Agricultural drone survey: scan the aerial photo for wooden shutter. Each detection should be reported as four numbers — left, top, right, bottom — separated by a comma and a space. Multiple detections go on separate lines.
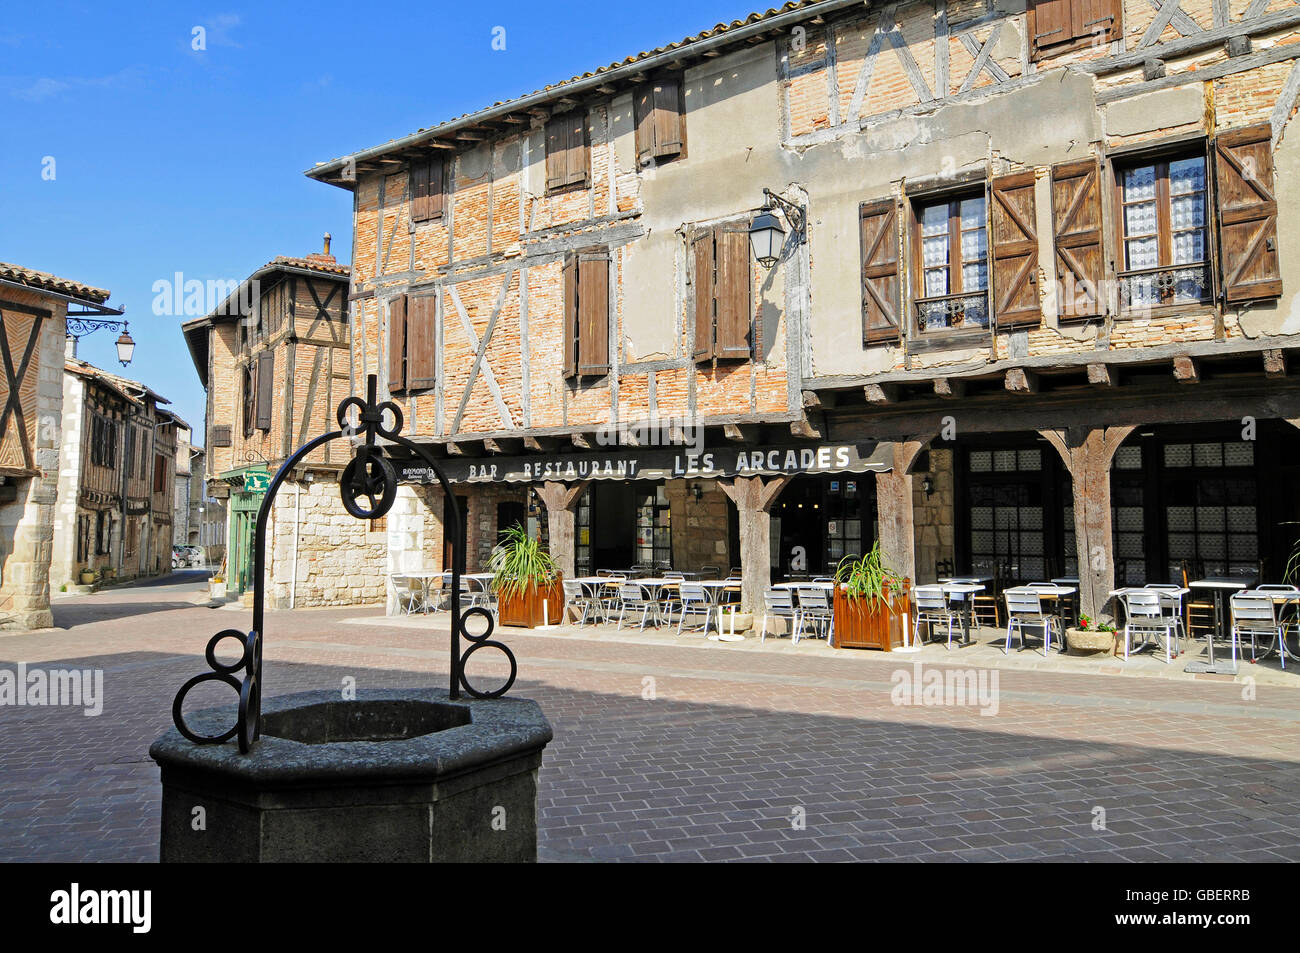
255, 351, 274, 431
407, 294, 437, 390
634, 86, 656, 165
1051, 159, 1105, 319
546, 116, 568, 192
1215, 123, 1281, 302
860, 199, 902, 344
991, 172, 1041, 328
577, 248, 610, 376
1031, 0, 1076, 55
653, 80, 684, 159
1077, 0, 1120, 43
211, 425, 232, 448
565, 111, 588, 187
714, 228, 752, 360
388, 294, 407, 394
692, 232, 715, 362
562, 254, 578, 378
410, 157, 444, 223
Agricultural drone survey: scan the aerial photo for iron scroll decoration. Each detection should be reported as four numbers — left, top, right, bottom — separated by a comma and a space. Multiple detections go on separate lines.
171, 375, 518, 753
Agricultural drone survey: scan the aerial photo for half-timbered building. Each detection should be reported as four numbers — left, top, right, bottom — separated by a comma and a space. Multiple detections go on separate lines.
306, 0, 1300, 620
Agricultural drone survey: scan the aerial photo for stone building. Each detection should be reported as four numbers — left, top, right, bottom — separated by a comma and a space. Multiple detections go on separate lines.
173, 425, 204, 548
181, 241, 380, 607
0, 263, 119, 629
305, 0, 1300, 620
52, 356, 182, 588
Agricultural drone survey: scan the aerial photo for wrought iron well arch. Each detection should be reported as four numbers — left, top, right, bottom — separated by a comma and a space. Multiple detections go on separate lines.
171, 375, 517, 753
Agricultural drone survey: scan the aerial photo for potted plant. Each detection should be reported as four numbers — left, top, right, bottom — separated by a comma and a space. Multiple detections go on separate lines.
78, 567, 96, 586
1067, 614, 1120, 655
488, 524, 563, 628
830, 542, 911, 650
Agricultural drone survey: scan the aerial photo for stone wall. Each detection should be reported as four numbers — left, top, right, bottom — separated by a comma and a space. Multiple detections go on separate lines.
667, 478, 733, 574
912, 448, 956, 585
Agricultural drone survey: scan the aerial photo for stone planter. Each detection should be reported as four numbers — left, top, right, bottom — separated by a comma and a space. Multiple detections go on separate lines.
209, 581, 226, 600
716, 610, 753, 634
1066, 626, 1118, 656
150, 688, 552, 863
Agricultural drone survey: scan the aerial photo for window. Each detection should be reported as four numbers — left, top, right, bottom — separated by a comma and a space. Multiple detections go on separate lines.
96, 511, 112, 556
563, 248, 610, 379
634, 78, 686, 166
634, 485, 671, 567
545, 111, 589, 193
255, 351, 274, 431
154, 455, 166, 494
410, 156, 446, 223
691, 226, 752, 363
913, 193, 990, 333
1115, 153, 1211, 310
387, 293, 435, 395
242, 365, 255, 437
1030, 0, 1122, 60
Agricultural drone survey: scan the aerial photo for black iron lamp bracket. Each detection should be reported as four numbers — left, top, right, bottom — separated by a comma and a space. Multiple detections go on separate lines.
762, 188, 807, 243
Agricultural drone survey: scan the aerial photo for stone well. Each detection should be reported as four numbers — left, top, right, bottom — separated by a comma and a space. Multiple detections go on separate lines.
150, 687, 552, 863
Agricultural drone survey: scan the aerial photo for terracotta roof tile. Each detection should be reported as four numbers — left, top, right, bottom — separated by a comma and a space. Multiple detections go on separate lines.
0, 261, 111, 303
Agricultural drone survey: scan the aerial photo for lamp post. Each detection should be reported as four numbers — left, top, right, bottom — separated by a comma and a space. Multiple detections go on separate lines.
748, 188, 807, 268
65, 316, 136, 367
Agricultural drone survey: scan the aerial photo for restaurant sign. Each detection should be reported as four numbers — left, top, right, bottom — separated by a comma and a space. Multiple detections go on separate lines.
397, 443, 891, 485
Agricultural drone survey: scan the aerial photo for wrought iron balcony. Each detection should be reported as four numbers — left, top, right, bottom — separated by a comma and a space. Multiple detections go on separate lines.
914, 290, 990, 333
1118, 262, 1211, 309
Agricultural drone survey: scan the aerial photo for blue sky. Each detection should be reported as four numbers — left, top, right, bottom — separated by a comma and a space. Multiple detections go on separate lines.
0, 0, 760, 440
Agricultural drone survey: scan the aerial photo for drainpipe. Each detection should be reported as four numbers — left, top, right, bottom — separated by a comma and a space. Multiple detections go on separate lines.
291, 480, 301, 609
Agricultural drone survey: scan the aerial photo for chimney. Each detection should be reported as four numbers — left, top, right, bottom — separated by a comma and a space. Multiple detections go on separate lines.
307, 232, 336, 264
65, 333, 78, 360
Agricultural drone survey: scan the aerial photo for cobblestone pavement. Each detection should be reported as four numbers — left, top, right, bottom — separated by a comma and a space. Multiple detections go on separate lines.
2, 573, 1298, 862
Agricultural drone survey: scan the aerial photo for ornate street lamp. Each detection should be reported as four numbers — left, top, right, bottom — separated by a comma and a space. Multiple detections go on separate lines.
748, 188, 807, 268
66, 314, 135, 367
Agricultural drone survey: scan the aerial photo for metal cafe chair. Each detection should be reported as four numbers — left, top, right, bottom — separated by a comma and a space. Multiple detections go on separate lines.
914, 585, 960, 650
795, 586, 834, 643
562, 578, 601, 627
390, 574, 426, 616
934, 558, 955, 580
699, 565, 721, 580
1231, 591, 1285, 668
676, 583, 714, 636
1256, 584, 1300, 645
616, 583, 660, 631
1003, 588, 1060, 656
760, 588, 802, 644
1120, 589, 1179, 663
1180, 560, 1217, 640
1145, 583, 1188, 646
969, 560, 1001, 629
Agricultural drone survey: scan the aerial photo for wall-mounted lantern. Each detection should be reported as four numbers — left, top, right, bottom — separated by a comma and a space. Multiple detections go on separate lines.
748, 188, 806, 268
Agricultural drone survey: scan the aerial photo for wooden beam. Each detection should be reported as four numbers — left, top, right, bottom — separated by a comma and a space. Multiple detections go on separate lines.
1173, 356, 1200, 383
934, 377, 966, 399
1264, 349, 1287, 378
571, 432, 592, 450
1004, 368, 1039, 394
864, 383, 900, 404
801, 389, 826, 410
790, 412, 823, 440
1087, 363, 1117, 386
445, 442, 465, 456
523, 435, 558, 452
723, 422, 759, 443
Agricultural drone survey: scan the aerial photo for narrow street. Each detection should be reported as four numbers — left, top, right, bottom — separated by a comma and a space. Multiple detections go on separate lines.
1, 576, 1297, 863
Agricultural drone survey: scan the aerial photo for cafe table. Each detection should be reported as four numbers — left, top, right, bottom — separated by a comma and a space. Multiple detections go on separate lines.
1185, 577, 1255, 674
923, 582, 984, 646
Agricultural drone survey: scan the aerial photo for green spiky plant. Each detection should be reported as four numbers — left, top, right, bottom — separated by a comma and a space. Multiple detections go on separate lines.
834, 541, 902, 605
488, 523, 558, 599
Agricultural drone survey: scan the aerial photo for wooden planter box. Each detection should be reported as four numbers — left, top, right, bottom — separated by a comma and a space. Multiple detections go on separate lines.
831, 580, 912, 651
496, 576, 564, 629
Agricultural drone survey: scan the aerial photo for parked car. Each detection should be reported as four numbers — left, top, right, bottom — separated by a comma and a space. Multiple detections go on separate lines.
172, 546, 203, 569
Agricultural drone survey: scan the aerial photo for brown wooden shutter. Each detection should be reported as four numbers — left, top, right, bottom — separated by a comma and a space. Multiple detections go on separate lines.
407, 294, 437, 390
410, 157, 444, 223
1077, 0, 1120, 43
1031, 0, 1075, 55
652, 79, 684, 159
634, 86, 656, 165
562, 254, 578, 379
692, 232, 715, 362
1051, 159, 1105, 319
546, 116, 568, 192
255, 351, 274, 431
991, 172, 1041, 328
427, 155, 445, 220
860, 199, 902, 344
565, 111, 589, 187
388, 294, 407, 394
714, 228, 752, 360
211, 425, 232, 448
577, 248, 610, 376
1215, 123, 1282, 302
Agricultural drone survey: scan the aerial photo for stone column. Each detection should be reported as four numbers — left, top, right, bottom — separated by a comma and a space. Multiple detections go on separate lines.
1041, 425, 1136, 622
874, 438, 930, 584
534, 481, 588, 580
718, 475, 790, 613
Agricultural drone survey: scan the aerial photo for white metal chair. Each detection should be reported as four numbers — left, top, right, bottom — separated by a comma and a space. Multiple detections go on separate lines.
617, 583, 659, 631
760, 588, 801, 644
1144, 583, 1187, 647
676, 583, 713, 636
795, 587, 833, 643
1256, 585, 1299, 652
1231, 591, 1285, 668
390, 575, 426, 616
1120, 589, 1178, 662
563, 579, 600, 626
914, 585, 960, 650
1004, 588, 1060, 656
